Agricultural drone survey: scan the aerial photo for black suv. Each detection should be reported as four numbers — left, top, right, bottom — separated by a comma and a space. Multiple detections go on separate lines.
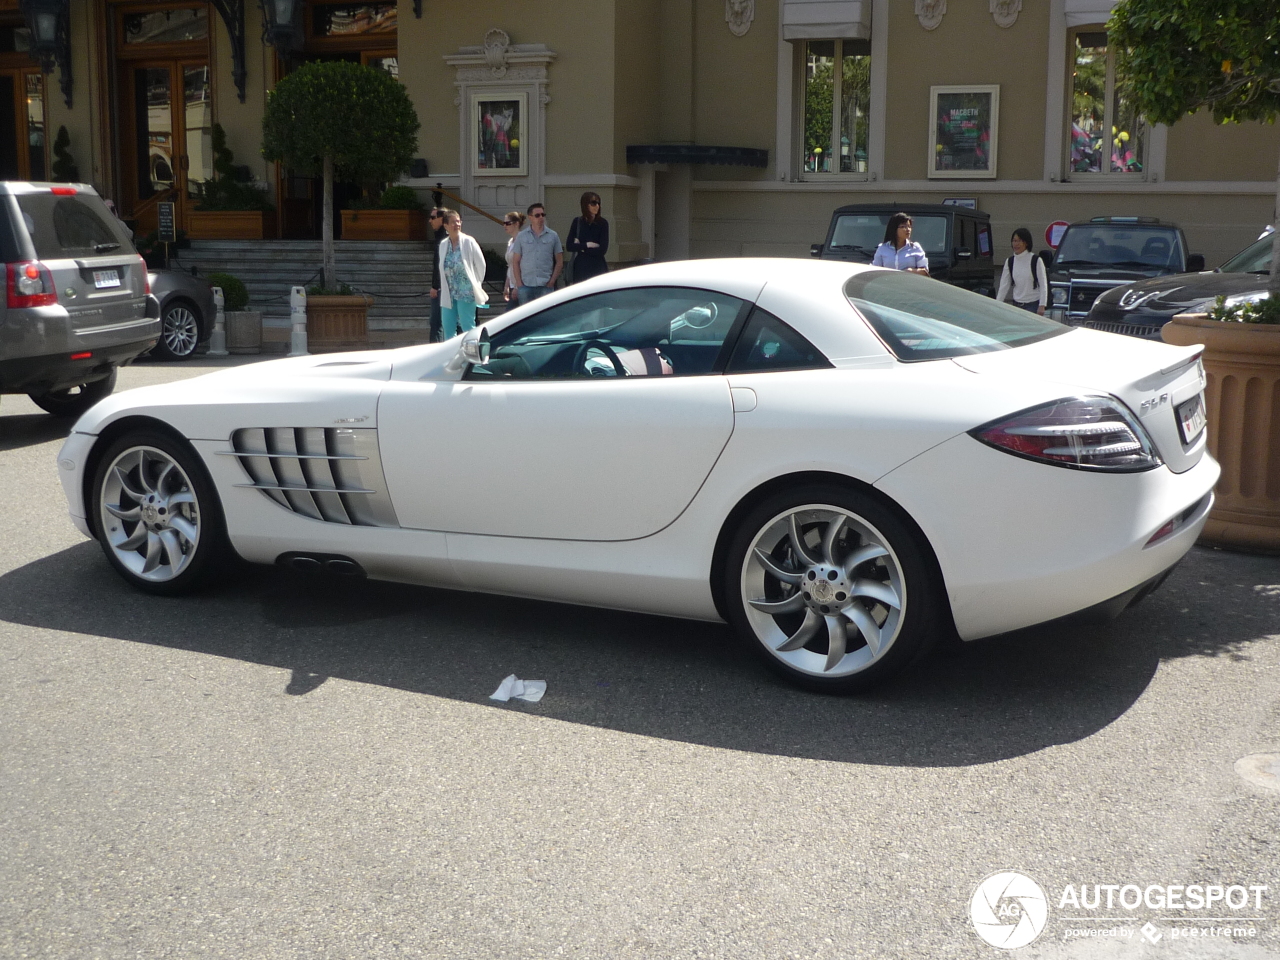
1047, 217, 1205, 324
811, 203, 996, 294
0, 182, 159, 416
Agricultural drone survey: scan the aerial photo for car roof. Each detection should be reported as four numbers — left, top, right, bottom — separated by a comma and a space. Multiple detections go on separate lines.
0, 181, 99, 196
1068, 217, 1179, 227
831, 202, 988, 219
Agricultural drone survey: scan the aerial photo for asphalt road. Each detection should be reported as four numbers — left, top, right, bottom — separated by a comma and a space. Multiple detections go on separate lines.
2, 356, 1278, 959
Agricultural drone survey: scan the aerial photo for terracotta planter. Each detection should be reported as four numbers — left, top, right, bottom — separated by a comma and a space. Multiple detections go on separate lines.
1162, 313, 1280, 552
225, 310, 262, 355
306, 295, 372, 353
187, 210, 265, 240
340, 209, 426, 241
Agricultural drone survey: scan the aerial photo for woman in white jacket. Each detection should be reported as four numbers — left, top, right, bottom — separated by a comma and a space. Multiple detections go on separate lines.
437, 208, 490, 338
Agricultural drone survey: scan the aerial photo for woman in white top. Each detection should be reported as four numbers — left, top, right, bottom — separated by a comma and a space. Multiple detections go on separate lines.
871, 212, 930, 274
437, 208, 490, 338
995, 227, 1049, 315
501, 210, 526, 305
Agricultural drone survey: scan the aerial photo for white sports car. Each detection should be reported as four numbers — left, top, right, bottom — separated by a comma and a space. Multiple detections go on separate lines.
56, 259, 1218, 692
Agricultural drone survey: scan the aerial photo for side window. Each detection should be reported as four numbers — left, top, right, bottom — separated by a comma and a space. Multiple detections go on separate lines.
468, 286, 747, 381
726, 306, 831, 374
976, 223, 992, 258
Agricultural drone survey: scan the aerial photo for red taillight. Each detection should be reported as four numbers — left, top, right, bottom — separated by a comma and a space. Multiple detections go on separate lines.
6, 261, 57, 308
70, 352, 92, 360
141, 257, 151, 295
49, 186, 77, 195
971, 396, 1163, 472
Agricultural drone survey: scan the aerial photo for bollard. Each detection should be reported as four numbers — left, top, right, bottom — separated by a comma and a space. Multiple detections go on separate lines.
289, 285, 308, 356
207, 286, 229, 357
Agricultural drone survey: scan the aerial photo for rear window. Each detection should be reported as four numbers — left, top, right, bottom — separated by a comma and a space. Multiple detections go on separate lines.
1055, 225, 1183, 270
831, 213, 948, 255
844, 270, 1068, 362
14, 192, 134, 260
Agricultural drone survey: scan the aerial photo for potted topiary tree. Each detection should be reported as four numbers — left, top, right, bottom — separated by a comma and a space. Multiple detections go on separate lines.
188, 125, 274, 240
207, 271, 261, 354
1110, 0, 1280, 551
341, 185, 427, 241
261, 61, 419, 348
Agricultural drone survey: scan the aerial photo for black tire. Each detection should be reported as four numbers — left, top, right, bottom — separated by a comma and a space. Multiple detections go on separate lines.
29, 368, 117, 418
724, 483, 940, 693
89, 429, 232, 596
152, 298, 203, 360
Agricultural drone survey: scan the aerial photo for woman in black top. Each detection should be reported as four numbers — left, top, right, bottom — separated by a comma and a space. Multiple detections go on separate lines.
567, 191, 609, 283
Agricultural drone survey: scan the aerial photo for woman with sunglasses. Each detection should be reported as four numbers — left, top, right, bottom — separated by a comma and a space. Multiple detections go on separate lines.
436, 208, 489, 338
501, 210, 527, 305
566, 191, 609, 283
871, 212, 930, 275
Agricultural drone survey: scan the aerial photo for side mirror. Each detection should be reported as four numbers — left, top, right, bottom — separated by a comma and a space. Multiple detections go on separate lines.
810, 243, 823, 258
1186, 254, 1205, 272
446, 327, 490, 372
955, 247, 973, 260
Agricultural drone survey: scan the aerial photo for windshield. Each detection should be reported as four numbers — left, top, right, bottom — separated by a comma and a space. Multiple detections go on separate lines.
1054, 224, 1183, 270
845, 270, 1069, 361
1219, 233, 1275, 274
830, 214, 948, 255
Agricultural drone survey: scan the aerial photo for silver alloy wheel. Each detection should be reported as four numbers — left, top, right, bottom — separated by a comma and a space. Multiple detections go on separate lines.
99, 445, 201, 582
740, 505, 906, 678
161, 304, 200, 357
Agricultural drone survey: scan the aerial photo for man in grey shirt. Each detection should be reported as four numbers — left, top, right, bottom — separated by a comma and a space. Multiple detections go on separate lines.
510, 202, 564, 305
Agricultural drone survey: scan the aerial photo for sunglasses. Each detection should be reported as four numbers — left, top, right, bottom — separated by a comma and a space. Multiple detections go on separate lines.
429, 213, 443, 219
504, 219, 519, 225
588, 200, 600, 206
531, 212, 546, 218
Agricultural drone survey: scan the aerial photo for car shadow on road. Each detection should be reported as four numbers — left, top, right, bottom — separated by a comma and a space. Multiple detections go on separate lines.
0, 542, 1274, 766
0, 412, 69, 451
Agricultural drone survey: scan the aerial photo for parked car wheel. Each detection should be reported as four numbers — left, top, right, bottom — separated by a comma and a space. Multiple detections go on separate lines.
91, 430, 230, 595
153, 299, 202, 360
28, 369, 117, 418
725, 484, 938, 693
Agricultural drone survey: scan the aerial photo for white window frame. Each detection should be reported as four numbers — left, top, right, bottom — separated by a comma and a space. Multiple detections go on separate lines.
794, 38, 873, 181
1064, 25, 1149, 181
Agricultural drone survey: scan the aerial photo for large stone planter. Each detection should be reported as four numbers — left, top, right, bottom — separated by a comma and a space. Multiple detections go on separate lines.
307, 295, 372, 353
186, 210, 265, 240
340, 209, 426, 241
1163, 313, 1280, 552
225, 310, 262, 354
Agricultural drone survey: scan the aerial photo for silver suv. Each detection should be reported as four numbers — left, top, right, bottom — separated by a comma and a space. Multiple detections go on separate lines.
0, 182, 159, 417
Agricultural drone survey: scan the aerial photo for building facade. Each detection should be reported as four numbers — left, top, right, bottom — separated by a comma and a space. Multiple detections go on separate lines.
4, 0, 1276, 266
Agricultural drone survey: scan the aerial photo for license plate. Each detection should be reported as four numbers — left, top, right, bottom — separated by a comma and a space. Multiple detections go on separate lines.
1177, 394, 1206, 444
92, 269, 120, 289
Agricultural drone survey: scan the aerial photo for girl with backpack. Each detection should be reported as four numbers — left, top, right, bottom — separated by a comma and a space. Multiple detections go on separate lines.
996, 227, 1049, 315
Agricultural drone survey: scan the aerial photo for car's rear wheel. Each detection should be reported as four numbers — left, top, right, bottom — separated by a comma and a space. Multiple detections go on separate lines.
153, 299, 202, 360
91, 431, 230, 595
725, 484, 938, 693
29, 368, 117, 418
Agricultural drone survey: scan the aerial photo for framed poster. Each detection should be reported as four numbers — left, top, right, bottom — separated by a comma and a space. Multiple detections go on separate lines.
471, 91, 526, 176
928, 85, 999, 179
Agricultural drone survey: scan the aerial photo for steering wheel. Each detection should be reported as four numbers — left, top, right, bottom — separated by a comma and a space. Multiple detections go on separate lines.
573, 339, 628, 377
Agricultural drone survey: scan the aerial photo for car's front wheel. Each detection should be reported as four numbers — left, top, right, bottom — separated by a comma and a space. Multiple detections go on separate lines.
725, 484, 939, 693
90, 430, 230, 595
153, 299, 202, 360
29, 368, 117, 418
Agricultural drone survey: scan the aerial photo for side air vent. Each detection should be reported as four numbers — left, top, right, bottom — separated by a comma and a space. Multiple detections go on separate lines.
220, 427, 398, 527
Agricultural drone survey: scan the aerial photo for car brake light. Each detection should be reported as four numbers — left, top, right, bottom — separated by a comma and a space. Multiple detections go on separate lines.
49, 186, 77, 195
140, 257, 151, 295
6, 260, 57, 308
971, 396, 1162, 472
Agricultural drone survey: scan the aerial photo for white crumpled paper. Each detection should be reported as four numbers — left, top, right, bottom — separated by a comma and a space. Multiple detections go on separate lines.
489, 674, 547, 703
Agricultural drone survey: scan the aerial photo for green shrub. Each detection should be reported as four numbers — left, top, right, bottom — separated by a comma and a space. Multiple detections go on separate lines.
198, 125, 273, 212
378, 185, 423, 210
1207, 294, 1280, 325
207, 272, 249, 311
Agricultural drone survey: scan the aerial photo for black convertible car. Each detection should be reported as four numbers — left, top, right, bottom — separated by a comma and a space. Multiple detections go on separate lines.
1082, 229, 1274, 340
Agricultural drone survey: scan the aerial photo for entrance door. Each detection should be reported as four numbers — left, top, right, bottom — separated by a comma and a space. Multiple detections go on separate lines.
0, 21, 46, 181
120, 60, 212, 232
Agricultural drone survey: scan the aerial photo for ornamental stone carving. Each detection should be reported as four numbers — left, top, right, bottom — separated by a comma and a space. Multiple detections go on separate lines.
990, 0, 1021, 28
726, 0, 754, 37
915, 0, 946, 31
482, 28, 511, 77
